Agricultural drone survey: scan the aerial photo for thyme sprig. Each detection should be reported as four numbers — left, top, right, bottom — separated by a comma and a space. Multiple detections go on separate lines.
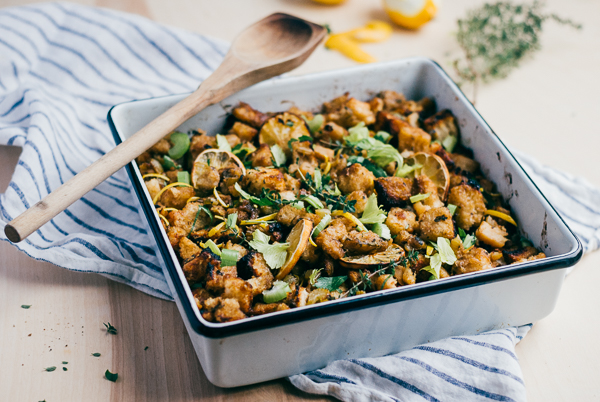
453, 1, 581, 103
298, 170, 356, 213
343, 250, 419, 297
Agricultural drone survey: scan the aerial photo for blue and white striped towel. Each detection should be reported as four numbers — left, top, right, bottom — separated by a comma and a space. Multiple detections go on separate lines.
0, 3, 598, 401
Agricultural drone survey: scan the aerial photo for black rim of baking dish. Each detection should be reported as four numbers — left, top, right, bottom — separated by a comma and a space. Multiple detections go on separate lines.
108, 58, 583, 339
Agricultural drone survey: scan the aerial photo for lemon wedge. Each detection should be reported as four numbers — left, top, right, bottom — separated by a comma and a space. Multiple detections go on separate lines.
383, 0, 439, 30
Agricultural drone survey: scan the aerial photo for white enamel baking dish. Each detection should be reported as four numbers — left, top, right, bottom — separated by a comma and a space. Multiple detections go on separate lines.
108, 58, 582, 388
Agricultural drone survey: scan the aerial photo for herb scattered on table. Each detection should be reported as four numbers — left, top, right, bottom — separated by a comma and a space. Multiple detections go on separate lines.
63, 367, 68, 371
44, 366, 56, 372
105, 369, 119, 382
452, 1, 581, 103
103, 322, 118, 335
21, 305, 31, 309
62, 361, 68, 364
144, 346, 149, 351
92, 353, 101, 357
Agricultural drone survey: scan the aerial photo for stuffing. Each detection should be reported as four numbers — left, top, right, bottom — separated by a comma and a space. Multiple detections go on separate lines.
418, 207, 455, 242
343, 230, 390, 255
229, 121, 258, 142
337, 164, 375, 195
241, 167, 287, 195
385, 208, 418, 235
232, 102, 269, 128
453, 247, 493, 275
374, 177, 413, 209
315, 218, 348, 260
476, 216, 509, 248
448, 184, 487, 231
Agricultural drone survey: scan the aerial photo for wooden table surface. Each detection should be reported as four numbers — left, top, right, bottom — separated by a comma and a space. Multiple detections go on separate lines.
1, 0, 599, 401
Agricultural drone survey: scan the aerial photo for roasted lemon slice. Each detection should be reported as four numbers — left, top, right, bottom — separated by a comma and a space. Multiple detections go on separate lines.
191, 149, 246, 189
404, 152, 450, 201
259, 113, 310, 157
276, 219, 313, 280
339, 243, 405, 269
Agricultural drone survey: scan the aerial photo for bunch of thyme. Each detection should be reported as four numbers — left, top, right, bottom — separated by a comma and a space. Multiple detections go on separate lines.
452, 1, 581, 103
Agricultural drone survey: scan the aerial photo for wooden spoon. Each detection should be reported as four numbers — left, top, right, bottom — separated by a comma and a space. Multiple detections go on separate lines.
4, 13, 326, 243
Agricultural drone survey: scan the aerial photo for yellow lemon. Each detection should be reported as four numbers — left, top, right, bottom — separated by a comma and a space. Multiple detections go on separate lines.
383, 0, 439, 30
311, 0, 347, 5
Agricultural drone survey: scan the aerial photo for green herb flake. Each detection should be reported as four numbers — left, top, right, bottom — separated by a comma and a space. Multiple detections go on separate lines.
21, 305, 31, 309
312, 215, 332, 238
168, 132, 190, 160
204, 239, 221, 257
314, 276, 347, 291
248, 230, 290, 269
215, 134, 232, 152
92, 353, 101, 357
396, 162, 423, 177
360, 193, 387, 224
442, 135, 458, 153
103, 322, 118, 335
226, 213, 238, 231
105, 369, 119, 382
447, 204, 457, 216
63, 367, 68, 371
144, 346, 149, 351
372, 222, 391, 240
62, 361, 68, 365
270, 144, 287, 167
44, 366, 57, 372
262, 280, 291, 303
313, 169, 322, 190
176, 171, 190, 185
162, 155, 178, 170
463, 234, 477, 250
221, 249, 239, 267
309, 268, 323, 286
302, 114, 324, 133
420, 265, 438, 280
374, 131, 392, 143
410, 193, 431, 203
437, 237, 457, 266
302, 195, 324, 210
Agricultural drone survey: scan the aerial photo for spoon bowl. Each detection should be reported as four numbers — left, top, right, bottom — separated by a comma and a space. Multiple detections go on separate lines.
233, 13, 316, 62
4, 13, 327, 243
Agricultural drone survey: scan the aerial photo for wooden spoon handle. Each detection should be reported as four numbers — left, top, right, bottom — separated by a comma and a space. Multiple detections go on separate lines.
4, 57, 255, 243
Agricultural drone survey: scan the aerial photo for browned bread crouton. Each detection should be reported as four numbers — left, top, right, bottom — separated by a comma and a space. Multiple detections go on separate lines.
337, 163, 375, 195
448, 184, 487, 231
476, 217, 508, 248
503, 246, 546, 264
241, 167, 286, 195
232, 102, 269, 129
213, 298, 247, 322
315, 218, 348, 260
343, 231, 390, 256
230, 121, 258, 142
385, 208, 418, 235
375, 177, 413, 209
418, 207, 455, 242
453, 247, 492, 275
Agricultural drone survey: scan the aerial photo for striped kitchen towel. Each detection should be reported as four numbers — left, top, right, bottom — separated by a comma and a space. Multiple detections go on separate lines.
0, 3, 599, 402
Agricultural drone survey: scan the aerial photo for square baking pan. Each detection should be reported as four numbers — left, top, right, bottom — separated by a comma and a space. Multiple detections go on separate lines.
108, 57, 582, 387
